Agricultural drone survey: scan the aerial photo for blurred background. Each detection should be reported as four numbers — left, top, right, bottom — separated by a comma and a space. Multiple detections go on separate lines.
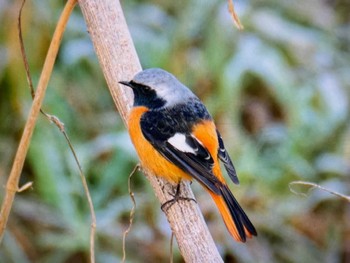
1, 0, 350, 262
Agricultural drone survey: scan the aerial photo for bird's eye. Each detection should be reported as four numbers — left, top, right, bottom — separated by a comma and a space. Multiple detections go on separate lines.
143, 86, 151, 92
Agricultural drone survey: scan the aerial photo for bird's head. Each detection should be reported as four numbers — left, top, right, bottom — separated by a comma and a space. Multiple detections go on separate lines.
119, 68, 195, 109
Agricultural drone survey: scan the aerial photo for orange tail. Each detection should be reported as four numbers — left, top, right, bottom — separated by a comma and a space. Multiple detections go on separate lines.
209, 184, 257, 242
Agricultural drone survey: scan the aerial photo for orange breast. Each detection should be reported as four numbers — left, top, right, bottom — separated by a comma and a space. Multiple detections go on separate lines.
127, 106, 191, 183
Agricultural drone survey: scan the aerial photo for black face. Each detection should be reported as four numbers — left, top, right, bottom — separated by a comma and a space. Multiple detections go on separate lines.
123, 81, 166, 109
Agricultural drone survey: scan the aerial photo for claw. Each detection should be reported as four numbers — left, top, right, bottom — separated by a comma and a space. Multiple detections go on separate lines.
161, 183, 196, 212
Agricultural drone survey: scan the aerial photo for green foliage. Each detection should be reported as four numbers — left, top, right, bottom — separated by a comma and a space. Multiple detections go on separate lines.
1, 0, 349, 262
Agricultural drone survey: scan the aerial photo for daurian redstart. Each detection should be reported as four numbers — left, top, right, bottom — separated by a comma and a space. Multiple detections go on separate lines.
120, 68, 257, 242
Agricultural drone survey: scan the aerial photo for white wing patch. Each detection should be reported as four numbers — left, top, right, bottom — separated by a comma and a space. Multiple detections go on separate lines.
167, 133, 196, 154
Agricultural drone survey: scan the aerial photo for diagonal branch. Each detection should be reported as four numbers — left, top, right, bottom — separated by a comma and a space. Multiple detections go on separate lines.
78, 0, 223, 262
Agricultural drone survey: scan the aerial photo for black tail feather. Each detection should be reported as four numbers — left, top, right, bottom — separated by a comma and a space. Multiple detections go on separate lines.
220, 185, 257, 241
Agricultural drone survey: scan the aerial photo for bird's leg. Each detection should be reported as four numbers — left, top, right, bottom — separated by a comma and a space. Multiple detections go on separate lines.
161, 182, 197, 212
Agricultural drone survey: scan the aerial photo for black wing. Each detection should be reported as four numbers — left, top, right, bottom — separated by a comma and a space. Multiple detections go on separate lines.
140, 111, 221, 194
216, 130, 239, 184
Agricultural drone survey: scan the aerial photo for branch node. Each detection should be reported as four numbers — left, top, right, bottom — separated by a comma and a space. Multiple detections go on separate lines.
4, 185, 18, 193
48, 114, 65, 132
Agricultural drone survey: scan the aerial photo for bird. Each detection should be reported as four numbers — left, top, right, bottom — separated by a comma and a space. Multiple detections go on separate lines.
119, 68, 257, 242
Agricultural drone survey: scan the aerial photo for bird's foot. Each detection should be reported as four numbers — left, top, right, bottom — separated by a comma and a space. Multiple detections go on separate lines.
161, 183, 196, 212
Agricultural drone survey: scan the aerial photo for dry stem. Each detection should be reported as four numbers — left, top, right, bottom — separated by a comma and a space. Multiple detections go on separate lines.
228, 0, 244, 30
0, 0, 77, 243
121, 164, 139, 263
17, 2, 96, 262
289, 181, 350, 202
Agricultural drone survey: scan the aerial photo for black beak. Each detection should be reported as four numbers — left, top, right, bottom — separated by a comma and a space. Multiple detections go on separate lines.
119, 81, 133, 88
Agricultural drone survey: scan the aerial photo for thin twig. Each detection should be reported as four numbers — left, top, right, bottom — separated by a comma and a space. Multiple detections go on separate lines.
228, 0, 244, 30
289, 181, 350, 202
0, 0, 77, 244
17, 2, 96, 262
18, 0, 35, 99
17, 182, 33, 193
60, 122, 96, 263
122, 164, 140, 263
19, 0, 64, 120
170, 232, 174, 263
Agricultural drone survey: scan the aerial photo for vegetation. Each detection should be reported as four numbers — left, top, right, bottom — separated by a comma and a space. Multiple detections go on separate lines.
0, 0, 349, 262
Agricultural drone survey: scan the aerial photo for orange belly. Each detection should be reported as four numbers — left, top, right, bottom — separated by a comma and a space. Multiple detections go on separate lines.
127, 106, 191, 183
